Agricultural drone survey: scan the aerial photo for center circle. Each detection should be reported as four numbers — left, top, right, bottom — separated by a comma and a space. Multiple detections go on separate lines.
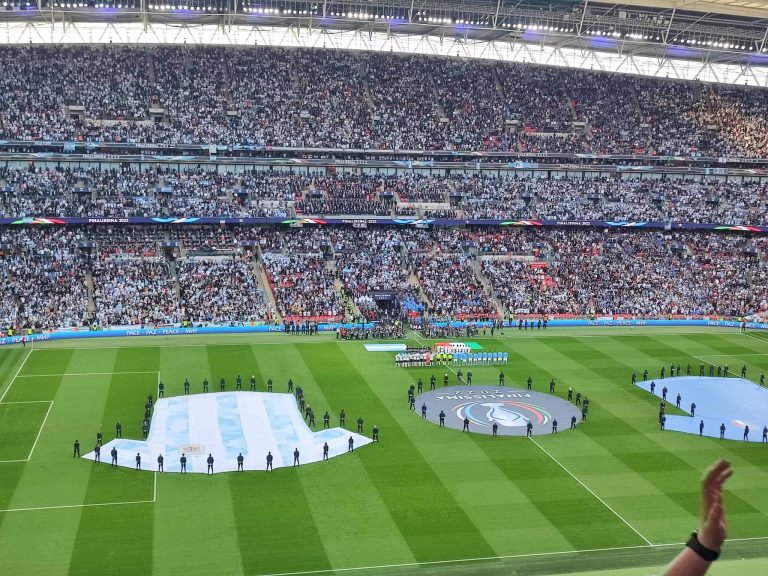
414, 386, 582, 436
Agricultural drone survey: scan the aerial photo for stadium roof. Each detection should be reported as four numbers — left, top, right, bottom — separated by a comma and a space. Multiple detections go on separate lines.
0, 0, 765, 84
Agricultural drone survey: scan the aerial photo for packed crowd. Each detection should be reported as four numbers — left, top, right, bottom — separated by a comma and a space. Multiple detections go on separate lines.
1, 226, 766, 330
480, 228, 768, 317
2, 167, 766, 225
1, 45, 768, 157
0, 229, 89, 329
178, 257, 270, 324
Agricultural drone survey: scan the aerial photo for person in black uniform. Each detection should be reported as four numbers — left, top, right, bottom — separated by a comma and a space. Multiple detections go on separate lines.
348, 436, 354, 452
206, 454, 214, 474
492, 422, 498, 437
409, 396, 415, 411
308, 409, 316, 428
236, 375, 242, 391
686, 363, 692, 376
526, 420, 533, 437
575, 391, 581, 406
662, 385, 668, 401
763, 426, 768, 443
147, 393, 153, 408
761, 372, 766, 387
323, 411, 330, 429
741, 365, 747, 378
421, 403, 427, 419
288, 378, 294, 393
357, 416, 364, 433
743, 425, 750, 442
339, 409, 346, 427
724, 364, 729, 377
157, 454, 164, 472
719, 423, 726, 439
463, 417, 470, 432
158, 381, 165, 398
142, 422, 149, 439
267, 378, 273, 391
372, 425, 379, 442
96, 430, 103, 446
115, 421, 122, 438
699, 420, 704, 436
135, 453, 141, 470
456, 369, 463, 384
571, 415, 577, 430
581, 404, 588, 421
676, 393, 681, 408
650, 381, 656, 395
467, 371, 472, 385
111, 447, 118, 466
527, 376, 533, 390
567, 387, 573, 402
660, 366, 665, 379
184, 378, 190, 395
430, 374, 436, 390
439, 410, 445, 427
180, 453, 187, 473
709, 365, 714, 377
443, 373, 449, 387
717, 366, 722, 377
499, 371, 505, 386
219, 378, 225, 392
552, 419, 558, 433
293, 448, 299, 467
94, 444, 101, 462
417, 378, 423, 393
549, 379, 555, 394
267, 451, 274, 470
250, 375, 256, 391
323, 443, 329, 460
689, 402, 695, 417
631, 371, 636, 385
660, 415, 666, 430
700, 364, 705, 376
237, 453, 244, 471
641, 369, 647, 381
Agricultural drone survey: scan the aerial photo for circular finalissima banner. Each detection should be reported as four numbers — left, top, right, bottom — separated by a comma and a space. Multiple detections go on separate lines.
414, 386, 582, 436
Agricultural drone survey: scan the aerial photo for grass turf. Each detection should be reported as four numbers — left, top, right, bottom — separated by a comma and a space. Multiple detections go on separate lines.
0, 327, 768, 576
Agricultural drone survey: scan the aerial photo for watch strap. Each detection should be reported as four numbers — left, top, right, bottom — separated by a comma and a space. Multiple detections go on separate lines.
686, 531, 720, 562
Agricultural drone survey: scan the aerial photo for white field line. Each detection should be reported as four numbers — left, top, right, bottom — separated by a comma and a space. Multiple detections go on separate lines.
0, 471, 158, 512
254, 544, 676, 576
529, 437, 653, 546
27, 329, 753, 351
0, 459, 28, 463
0, 400, 53, 404
0, 347, 33, 403
703, 353, 768, 357
26, 401, 54, 461
16, 371, 159, 378
744, 332, 768, 345
0, 498, 155, 514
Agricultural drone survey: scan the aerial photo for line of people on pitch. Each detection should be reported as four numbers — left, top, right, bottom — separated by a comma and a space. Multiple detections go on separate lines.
74, 440, 380, 474
633, 363, 761, 382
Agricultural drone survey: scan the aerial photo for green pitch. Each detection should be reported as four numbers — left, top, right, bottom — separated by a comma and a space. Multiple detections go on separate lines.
1, 327, 768, 576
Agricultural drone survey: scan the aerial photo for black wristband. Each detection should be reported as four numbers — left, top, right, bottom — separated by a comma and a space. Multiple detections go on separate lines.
686, 531, 720, 562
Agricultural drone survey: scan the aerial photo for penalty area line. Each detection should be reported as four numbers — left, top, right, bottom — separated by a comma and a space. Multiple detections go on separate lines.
26, 401, 54, 461
529, 437, 654, 546
15, 371, 160, 378
0, 498, 155, 514
0, 347, 34, 404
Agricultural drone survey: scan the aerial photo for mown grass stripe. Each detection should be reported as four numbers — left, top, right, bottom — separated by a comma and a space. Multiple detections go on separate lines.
68, 348, 155, 576
250, 343, 418, 570
297, 343, 497, 564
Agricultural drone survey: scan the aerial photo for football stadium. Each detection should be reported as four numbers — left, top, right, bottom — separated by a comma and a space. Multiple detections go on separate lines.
1, 0, 768, 575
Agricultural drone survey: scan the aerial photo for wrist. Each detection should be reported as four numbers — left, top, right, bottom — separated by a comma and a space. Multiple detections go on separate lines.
687, 531, 720, 561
